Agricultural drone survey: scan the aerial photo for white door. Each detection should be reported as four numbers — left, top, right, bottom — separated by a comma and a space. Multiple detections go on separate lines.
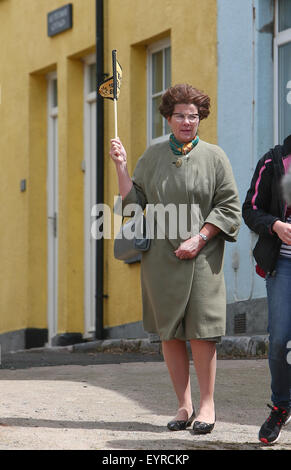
84, 59, 97, 337
47, 74, 58, 345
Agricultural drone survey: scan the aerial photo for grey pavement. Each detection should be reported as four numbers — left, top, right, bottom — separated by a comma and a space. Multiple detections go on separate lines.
0, 336, 291, 451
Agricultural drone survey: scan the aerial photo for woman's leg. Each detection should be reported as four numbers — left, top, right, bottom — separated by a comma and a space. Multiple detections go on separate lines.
162, 339, 193, 420
190, 339, 216, 423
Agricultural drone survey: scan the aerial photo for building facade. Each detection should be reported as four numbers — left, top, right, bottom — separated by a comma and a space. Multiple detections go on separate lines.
0, 0, 289, 352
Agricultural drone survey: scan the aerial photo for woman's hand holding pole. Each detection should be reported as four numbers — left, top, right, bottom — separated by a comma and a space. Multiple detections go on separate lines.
110, 138, 133, 200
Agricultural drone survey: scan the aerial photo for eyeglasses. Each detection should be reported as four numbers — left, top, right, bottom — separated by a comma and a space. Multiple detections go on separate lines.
172, 113, 200, 123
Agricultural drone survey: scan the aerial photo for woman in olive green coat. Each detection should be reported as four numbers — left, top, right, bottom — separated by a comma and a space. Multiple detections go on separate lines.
110, 84, 241, 434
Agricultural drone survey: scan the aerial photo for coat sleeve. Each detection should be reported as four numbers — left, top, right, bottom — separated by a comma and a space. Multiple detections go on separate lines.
242, 154, 280, 236
204, 148, 241, 242
121, 153, 148, 215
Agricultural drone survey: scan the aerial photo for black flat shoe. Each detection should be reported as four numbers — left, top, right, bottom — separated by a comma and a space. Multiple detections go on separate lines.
193, 419, 215, 435
167, 410, 196, 431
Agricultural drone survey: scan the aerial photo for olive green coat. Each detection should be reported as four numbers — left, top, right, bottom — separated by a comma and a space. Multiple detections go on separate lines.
122, 139, 241, 341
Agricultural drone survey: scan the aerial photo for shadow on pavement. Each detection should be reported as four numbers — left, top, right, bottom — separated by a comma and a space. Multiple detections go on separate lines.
0, 418, 165, 433
105, 437, 266, 451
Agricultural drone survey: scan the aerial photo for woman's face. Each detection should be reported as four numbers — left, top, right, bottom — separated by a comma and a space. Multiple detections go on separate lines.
167, 103, 200, 143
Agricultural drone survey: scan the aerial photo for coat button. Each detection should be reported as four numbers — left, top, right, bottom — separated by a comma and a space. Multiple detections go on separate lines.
176, 158, 182, 168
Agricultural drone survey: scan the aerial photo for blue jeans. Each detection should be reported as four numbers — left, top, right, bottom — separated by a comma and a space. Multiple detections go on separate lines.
266, 256, 291, 409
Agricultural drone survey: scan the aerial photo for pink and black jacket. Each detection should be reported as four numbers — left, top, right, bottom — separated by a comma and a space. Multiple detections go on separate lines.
242, 135, 291, 276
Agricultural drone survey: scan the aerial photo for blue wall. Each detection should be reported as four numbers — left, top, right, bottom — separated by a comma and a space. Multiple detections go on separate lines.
217, 0, 274, 303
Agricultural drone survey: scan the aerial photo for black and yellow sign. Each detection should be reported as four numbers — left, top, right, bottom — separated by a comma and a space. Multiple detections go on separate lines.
98, 50, 122, 100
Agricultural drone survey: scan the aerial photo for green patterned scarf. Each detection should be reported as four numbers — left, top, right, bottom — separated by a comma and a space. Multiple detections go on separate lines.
169, 133, 199, 155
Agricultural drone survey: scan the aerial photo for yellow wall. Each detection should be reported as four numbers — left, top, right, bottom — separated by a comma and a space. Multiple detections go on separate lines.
0, 0, 217, 342
0, 0, 95, 338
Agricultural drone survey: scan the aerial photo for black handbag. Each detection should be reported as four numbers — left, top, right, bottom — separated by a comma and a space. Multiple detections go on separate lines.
114, 214, 150, 263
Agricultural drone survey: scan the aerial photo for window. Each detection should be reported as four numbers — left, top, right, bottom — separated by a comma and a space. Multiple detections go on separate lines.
147, 39, 171, 144
51, 78, 58, 108
274, 1, 291, 144
278, 0, 291, 32
89, 63, 97, 93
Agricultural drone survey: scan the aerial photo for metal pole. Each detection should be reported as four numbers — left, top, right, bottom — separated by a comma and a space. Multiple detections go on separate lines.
95, 0, 104, 339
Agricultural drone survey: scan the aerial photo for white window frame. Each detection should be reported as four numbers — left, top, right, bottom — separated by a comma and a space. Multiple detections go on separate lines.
147, 38, 171, 146
84, 53, 97, 101
274, 0, 291, 144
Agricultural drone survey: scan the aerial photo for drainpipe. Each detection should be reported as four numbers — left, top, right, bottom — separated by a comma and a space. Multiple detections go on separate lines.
95, 0, 104, 339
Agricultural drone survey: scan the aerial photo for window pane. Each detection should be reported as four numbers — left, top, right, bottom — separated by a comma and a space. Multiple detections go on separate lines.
52, 79, 58, 107
89, 63, 96, 93
278, 0, 291, 32
152, 50, 163, 94
165, 118, 171, 135
149, 41, 171, 142
278, 42, 291, 143
164, 47, 171, 89
152, 95, 163, 138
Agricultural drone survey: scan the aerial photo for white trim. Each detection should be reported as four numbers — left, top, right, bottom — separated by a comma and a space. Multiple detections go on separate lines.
147, 38, 171, 146
83, 53, 96, 65
83, 58, 97, 338
147, 38, 171, 55
275, 0, 279, 36
274, 0, 279, 145
275, 28, 291, 46
274, 36, 279, 145
47, 71, 57, 80
86, 91, 97, 103
149, 134, 170, 145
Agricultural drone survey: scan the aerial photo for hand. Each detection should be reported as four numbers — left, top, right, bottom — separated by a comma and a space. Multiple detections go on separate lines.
272, 220, 291, 245
174, 235, 206, 260
110, 138, 127, 166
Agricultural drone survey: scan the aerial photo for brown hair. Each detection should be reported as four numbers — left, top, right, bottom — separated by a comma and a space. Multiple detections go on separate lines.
159, 84, 210, 120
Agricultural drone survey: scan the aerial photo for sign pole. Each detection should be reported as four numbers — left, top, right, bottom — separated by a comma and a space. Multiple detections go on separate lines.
112, 50, 118, 138
95, 0, 104, 340
114, 99, 118, 138
98, 49, 122, 139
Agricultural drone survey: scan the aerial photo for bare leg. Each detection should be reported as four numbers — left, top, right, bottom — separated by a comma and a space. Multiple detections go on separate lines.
190, 339, 216, 423
162, 339, 193, 420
